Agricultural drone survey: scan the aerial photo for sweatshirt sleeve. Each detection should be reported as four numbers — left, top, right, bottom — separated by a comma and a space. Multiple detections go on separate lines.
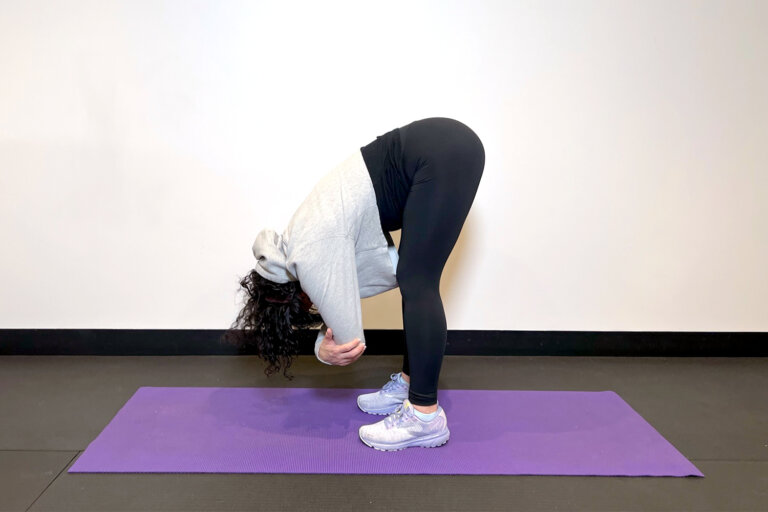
293, 236, 366, 348
314, 323, 333, 365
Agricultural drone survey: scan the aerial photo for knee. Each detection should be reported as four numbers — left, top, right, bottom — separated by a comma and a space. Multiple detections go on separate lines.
397, 265, 440, 302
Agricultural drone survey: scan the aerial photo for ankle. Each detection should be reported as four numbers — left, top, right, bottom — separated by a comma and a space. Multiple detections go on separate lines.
412, 403, 438, 414
400, 372, 410, 384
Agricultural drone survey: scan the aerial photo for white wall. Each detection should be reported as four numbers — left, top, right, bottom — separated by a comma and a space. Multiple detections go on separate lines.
0, 0, 765, 331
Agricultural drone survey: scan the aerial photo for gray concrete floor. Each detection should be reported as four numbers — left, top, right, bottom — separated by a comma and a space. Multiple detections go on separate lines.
0, 355, 766, 512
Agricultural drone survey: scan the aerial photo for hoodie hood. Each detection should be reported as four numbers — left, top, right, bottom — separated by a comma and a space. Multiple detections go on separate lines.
251, 228, 297, 283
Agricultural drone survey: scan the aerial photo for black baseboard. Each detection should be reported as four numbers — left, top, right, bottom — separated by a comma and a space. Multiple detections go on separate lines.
0, 329, 766, 356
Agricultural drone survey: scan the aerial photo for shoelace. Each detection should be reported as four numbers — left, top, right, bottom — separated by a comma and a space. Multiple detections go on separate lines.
381, 372, 407, 393
384, 404, 409, 429
381, 374, 411, 429
384, 406, 403, 429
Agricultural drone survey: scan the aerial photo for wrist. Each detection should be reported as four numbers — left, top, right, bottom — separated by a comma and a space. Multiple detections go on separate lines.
315, 335, 333, 365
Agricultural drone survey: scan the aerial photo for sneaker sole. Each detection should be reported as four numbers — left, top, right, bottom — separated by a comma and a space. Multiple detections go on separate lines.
356, 397, 404, 416
359, 429, 451, 451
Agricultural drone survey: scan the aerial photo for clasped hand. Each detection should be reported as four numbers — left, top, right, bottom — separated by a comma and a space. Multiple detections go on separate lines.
317, 327, 366, 366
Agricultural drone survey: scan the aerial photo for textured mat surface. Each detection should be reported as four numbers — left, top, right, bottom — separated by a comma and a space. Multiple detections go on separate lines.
68, 386, 703, 476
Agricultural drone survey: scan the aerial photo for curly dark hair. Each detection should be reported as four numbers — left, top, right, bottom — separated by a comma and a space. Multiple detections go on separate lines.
220, 269, 322, 380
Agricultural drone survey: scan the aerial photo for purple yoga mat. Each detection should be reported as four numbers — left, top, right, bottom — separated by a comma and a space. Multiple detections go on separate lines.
68, 386, 703, 476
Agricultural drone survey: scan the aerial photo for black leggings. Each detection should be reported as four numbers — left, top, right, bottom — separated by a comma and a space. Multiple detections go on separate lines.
395, 117, 485, 406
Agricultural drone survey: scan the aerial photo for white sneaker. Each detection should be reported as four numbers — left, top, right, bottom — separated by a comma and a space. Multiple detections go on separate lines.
359, 398, 450, 451
357, 372, 409, 415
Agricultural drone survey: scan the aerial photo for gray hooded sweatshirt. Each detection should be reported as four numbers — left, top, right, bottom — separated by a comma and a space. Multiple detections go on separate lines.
250, 148, 399, 364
